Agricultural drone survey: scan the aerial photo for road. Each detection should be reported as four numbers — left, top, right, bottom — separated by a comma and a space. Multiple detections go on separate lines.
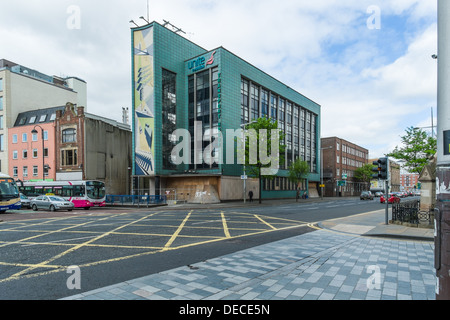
0, 197, 392, 300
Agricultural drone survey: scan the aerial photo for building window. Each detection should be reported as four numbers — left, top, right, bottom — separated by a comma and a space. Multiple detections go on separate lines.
33, 166, 38, 177
22, 133, 27, 142
62, 128, 76, 143
13, 150, 18, 160
0, 116, 3, 130
0, 135, 4, 151
13, 167, 18, 177
33, 149, 38, 158
0, 96, 3, 111
44, 131, 48, 141
44, 148, 49, 157
162, 69, 177, 170
12, 134, 17, 144
241, 79, 249, 124
251, 84, 260, 120
61, 149, 78, 166
23, 166, 28, 177
32, 132, 38, 142
0, 78, 3, 91
23, 150, 28, 159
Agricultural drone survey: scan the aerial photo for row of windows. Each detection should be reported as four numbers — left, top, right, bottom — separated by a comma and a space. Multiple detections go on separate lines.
13, 166, 49, 178
11, 148, 78, 178
17, 113, 56, 126
12, 148, 49, 159
336, 156, 366, 168
12, 131, 49, 143
11, 129, 75, 144
336, 142, 368, 159
262, 177, 308, 192
241, 78, 318, 172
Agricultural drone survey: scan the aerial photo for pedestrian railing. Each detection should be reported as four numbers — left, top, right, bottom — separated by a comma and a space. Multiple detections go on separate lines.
106, 195, 167, 207
392, 199, 433, 227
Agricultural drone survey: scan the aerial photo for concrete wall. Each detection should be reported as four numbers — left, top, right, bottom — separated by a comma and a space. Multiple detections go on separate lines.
84, 117, 132, 195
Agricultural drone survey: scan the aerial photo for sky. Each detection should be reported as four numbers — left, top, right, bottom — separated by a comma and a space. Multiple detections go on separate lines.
0, 0, 438, 159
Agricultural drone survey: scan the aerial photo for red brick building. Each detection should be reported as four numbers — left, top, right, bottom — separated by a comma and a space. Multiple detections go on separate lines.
321, 137, 369, 197
400, 172, 420, 192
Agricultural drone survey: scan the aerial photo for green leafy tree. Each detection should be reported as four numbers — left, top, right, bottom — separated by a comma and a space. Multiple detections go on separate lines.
354, 163, 376, 191
387, 127, 437, 174
287, 159, 310, 202
242, 117, 285, 204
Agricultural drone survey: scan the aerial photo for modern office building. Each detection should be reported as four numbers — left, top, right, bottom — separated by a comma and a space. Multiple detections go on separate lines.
321, 137, 369, 197
131, 21, 321, 202
0, 59, 86, 174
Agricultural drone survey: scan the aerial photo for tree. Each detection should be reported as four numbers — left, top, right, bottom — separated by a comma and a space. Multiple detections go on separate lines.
354, 163, 376, 191
243, 117, 285, 204
287, 159, 310, 202
387, 127, 437, 174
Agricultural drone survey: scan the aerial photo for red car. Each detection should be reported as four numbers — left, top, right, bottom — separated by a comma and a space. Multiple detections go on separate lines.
380, 194, 400, 204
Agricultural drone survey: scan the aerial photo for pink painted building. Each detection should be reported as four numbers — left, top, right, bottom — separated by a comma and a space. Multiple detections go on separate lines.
8, 107, 63, 182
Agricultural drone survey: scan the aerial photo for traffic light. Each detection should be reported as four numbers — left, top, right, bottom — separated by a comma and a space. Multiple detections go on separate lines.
378, 157, 388, 180
372, 157, 388, 180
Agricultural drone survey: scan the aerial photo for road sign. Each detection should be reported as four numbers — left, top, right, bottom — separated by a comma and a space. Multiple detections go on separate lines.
319, 184, 325, 188
241, 175, 248, 180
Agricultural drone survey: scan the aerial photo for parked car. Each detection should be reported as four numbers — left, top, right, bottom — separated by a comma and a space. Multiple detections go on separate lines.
380, 194, 401, 204
31, 195, 74, 212
374, 192, 383, 197
19, 193, 31, 209
360, 191, 374, 200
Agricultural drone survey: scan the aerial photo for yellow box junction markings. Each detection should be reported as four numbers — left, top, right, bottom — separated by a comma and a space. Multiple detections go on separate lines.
0, 209, 311, 284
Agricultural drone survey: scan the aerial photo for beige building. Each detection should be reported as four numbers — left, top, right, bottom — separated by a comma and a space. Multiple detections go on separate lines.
0, 59, 86, 173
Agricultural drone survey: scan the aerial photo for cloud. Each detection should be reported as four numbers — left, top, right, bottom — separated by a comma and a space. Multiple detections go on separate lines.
0, 0, 438, 161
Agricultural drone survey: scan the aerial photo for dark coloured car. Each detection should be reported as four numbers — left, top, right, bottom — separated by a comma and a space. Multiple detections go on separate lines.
360, 191, 374, 200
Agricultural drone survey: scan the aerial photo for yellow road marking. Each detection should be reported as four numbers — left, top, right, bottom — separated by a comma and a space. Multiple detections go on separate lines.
0, 214, 125, 250
254, 215, 276, 230
221, 212, 231, 238
162, 210, 192, 251
6, 212, 159, 281
0, 209, 312, 283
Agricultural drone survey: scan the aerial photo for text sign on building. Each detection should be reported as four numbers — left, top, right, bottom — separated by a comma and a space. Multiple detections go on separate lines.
187, 50, 217, 74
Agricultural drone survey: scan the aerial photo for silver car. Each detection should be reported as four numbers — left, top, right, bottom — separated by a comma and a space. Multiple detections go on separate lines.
20, 193, 31, 209
31, 195, 74, 212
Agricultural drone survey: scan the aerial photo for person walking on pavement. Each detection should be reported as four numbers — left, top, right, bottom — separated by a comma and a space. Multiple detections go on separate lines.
249, 190, 254, 202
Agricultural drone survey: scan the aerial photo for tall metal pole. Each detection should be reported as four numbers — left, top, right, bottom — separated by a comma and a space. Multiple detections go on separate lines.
436, 0, 450, 300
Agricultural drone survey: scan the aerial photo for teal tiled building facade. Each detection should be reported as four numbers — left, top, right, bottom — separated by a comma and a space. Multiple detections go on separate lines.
132, 22, 321, 202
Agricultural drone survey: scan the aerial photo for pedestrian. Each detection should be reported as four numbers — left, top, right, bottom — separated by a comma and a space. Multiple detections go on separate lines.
249, 190, 254, 202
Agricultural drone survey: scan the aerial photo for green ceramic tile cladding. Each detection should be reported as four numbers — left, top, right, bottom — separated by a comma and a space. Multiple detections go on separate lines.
132, 22, 321, 183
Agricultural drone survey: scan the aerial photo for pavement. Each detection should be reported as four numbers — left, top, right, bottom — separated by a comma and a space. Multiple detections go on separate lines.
62, 198, 437, 301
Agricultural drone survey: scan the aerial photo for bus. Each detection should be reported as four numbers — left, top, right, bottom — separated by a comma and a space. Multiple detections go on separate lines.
18, 180, 106, 209
0, 173, 21, 213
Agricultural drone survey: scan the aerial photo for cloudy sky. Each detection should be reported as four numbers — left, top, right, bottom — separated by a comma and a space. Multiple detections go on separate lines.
0, 0, 438, 159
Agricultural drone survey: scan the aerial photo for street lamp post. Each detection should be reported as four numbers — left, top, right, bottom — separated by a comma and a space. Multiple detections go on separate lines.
31, 125, 45, 181
240, 121, 257, 204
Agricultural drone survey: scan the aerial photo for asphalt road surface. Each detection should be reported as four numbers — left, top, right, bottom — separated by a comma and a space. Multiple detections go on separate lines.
0, 197, 389, 300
